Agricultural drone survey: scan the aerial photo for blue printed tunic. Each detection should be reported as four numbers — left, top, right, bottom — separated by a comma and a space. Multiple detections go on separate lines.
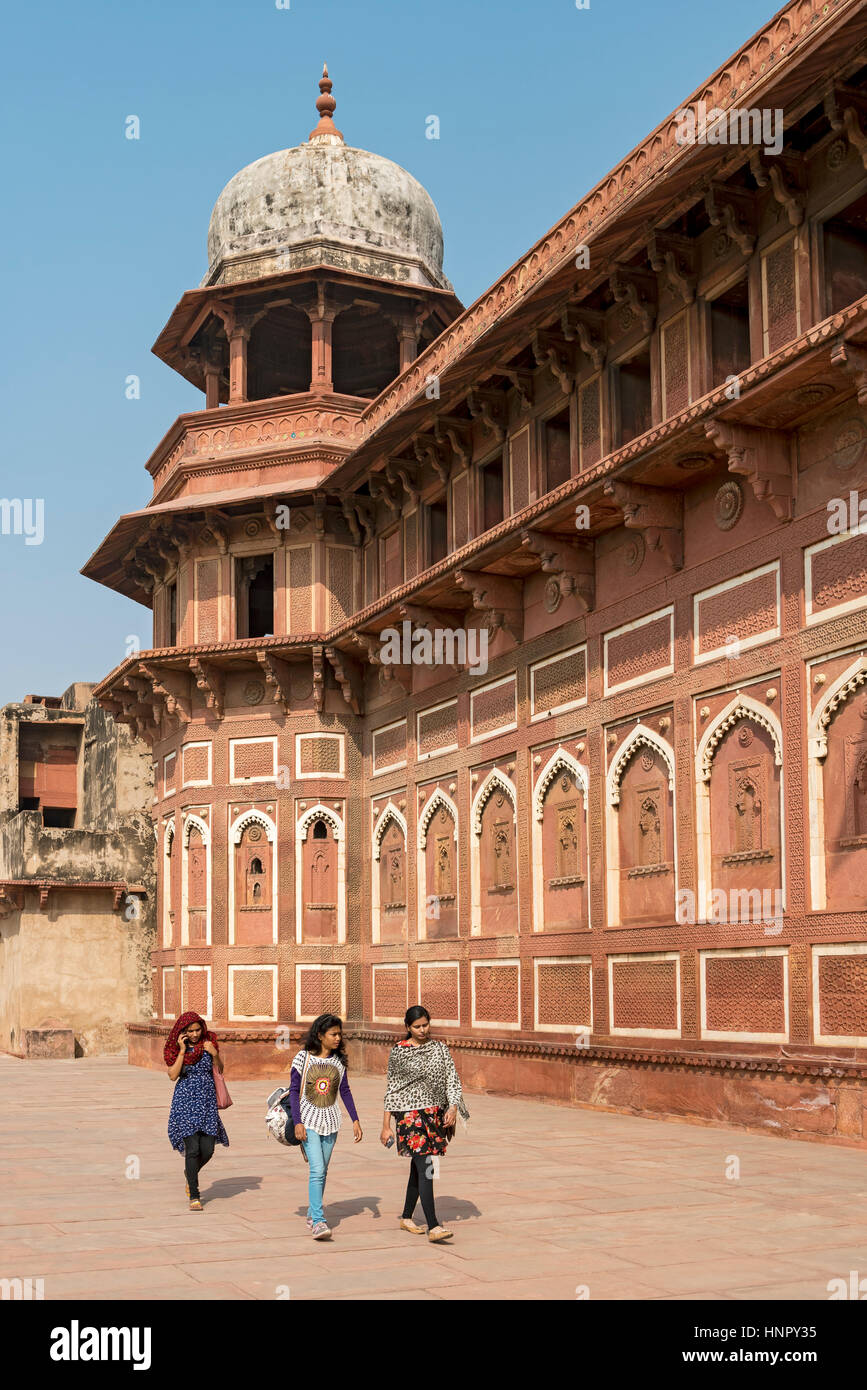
167, 1051, 229, 1152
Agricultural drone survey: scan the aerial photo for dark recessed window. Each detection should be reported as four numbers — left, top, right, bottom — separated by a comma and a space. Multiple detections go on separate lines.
312, 819, 328, 840
42, 807, 76, 829
236, 555, 274, 640
545, 407, 572, 490
482, 456, 505, 531
617, 350, 652, 446
167, 582, 177, 645
710, 279, 751, 388
824, 192, 867, 315
429, 499, 448, 565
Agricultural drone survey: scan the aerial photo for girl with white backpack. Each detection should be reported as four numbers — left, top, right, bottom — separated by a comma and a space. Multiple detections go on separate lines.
287, 1014, 362, 1239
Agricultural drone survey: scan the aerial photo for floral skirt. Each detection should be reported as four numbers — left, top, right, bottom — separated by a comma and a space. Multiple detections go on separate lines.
395, 1106, 449, 1157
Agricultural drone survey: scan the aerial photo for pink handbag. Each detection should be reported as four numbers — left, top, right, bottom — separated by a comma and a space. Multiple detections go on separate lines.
214, 1066, 233, 1110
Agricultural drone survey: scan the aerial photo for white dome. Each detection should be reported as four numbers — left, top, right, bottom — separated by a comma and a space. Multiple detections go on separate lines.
204, 69, 450, 291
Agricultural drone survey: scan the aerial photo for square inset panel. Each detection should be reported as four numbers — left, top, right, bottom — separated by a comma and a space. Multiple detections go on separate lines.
372, 719, 407, 776
812, 944, 867, 1047
700, 947, 788, 1043
230, 737, 277, 783
296, 964, 346, 1020
182, 742, 212, 788
372, 964, 408, 1023
228, 965, 277, 1022
296, 733, 345, 779
471, 960, 520, 1029
470, 674, 518, 744
531, 645, 587, 721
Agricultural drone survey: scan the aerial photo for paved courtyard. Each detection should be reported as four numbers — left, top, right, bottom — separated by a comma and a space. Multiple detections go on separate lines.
1, 1053, 866, 1300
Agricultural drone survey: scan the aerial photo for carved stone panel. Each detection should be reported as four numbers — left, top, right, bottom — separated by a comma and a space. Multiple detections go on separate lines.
187, 826, 208, 945
541, 770, 588, 931
709, 720, 781, 904
617, 750, 675, 926
822, 691, 867, 910
379, 819, 407, 944
479, 791, 519, 936
303, 819, 338, 942
425, 805, 458, 940
234, 823, 272, 946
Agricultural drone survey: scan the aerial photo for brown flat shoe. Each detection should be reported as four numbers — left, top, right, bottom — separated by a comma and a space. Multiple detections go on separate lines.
428, 1226, 454, 1243
399, 1218, 426, 1234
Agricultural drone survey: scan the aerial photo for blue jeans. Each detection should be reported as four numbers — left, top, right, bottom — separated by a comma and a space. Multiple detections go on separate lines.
301, 1129, 338, 1224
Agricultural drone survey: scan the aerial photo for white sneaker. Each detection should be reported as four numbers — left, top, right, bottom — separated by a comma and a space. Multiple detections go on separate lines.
311, 1222, 332, 1240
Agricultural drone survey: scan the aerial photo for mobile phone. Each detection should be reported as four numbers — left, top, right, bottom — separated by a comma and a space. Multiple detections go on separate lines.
385, 1136, 395, 1148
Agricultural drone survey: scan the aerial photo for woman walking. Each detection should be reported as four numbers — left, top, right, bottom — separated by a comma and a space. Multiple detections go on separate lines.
381, 1005, 469, 1243
289, 1013, 362, 1240
165, 1011, 229, 1211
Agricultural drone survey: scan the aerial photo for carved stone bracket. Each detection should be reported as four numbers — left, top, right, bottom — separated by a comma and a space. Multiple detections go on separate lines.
397, 602, 465, 631
704, 419, 794, 522
825, 84, 867, 171
520, 529, 595, 612
190, 657, 225, 719
610, 265, 657, 334
646, 232, 697, 303
369, 473, 401, 516
830, 340, 867, 407
435, 417, 472, 473
531, 330, 576, 395
256, 652, 292, 715
324, 645, 364, 715
602, 480, 684, 569
312, 646, 325, 713
704, 184, 756, 258
560, 306, 606, 371
352, 632, 413, 693
202, 511, 229, 554
453, 569, 524, 643
466, 389, 506, 442
312, 492, 327, 535
497, 365, 534, 412
340, 497, 362, 544
414, 433, 451, 485
140, 663, 192, 725
748, 152, 804, 227
386, 458, 420, 507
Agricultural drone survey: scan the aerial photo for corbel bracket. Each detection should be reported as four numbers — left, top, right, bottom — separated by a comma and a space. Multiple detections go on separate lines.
140, 663, 192, 724
369, 473, 401, 516
466, 389, 506, 442
324, 645, 364, 715
415, 433, 451, 485
435, 417, 472, 472
560, 306, 606, 370
190, 657, 225, 719
830, 340, 867, 407
647, 232, 697, 303
531, 330, 576, 395
825, 84, 867, 171
520, 529, 595, 613
749, 152, 804, 227
386, 459, 420, 508
705, 419, 794, 522
704, 185, 756, 257
453, 569, 523, 643
602, 480, 684, 569
202, 511, 229, 554
496, 364, 535, 412
255, 652, 292, 715
312, 646, 325, 713
610, 265, 657, 334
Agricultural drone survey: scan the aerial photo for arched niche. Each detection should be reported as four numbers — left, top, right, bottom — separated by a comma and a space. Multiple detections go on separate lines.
695, 694, 784, 921
471, 769, 519, 937
295, 803, 345, 944
229, 808, 277, 946
417, 788, 459, 941
808, 656, 867, 911
532, 749, 589, 932
163, 820, 176, 947
371, 802, 408, 944
181, 813, 210, 946
606, 725, 676, 928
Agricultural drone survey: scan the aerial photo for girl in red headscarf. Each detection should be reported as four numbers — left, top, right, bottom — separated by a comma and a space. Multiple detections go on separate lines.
165, 1012, 229, 1211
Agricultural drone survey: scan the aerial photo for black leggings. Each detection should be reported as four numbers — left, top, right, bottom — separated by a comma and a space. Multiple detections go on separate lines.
401, 1154, 440, 1229
183, 1131, 216, 1199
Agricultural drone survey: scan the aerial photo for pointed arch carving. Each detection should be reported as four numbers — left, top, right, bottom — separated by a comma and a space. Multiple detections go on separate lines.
230, 807, 276, 845
372, 801, 408, 861
608, 724, 675, 806
471, 767, 518, 836
163, 819, 175, 851
297, 802, 344, 842
418, 787, 459, 850
810, 656, 867, 761
533, 748, 588, 821
697, 694, 783, 783
182, 812, 210, 847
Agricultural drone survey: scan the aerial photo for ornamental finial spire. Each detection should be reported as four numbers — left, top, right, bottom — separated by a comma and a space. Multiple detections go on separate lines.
309, 62, 344, 143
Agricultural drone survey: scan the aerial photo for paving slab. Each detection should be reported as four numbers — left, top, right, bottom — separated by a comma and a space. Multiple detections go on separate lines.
1, 1053, 865, 1301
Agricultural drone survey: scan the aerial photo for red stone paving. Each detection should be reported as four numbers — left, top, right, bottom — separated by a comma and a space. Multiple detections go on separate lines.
1, 1055, 866, 1301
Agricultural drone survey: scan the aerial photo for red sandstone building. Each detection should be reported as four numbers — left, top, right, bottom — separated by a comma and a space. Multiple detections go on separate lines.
85, 2, 867, 1144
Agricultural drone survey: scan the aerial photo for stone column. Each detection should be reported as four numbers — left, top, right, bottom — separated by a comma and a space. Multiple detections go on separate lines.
204, 360, 222, 410
228, 323, 252, 404
397, 321, 419, 372
308, 303, 336, 393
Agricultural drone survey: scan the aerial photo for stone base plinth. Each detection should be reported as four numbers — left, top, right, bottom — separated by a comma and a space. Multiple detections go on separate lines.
23, 1023, 75, 1059
127, 1022, 867, 1149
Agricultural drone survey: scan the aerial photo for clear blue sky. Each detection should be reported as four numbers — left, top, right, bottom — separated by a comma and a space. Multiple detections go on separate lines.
0, 0, 776, 704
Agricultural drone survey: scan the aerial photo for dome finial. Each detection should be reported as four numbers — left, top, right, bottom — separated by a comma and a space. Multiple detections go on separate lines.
309, 62, 344, 143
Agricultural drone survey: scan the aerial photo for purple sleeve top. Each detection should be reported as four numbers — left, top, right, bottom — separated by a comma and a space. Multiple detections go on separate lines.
339, 1069, 359, 1123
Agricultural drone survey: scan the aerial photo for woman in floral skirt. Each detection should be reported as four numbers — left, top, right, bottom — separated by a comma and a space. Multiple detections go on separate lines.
165, 1011, 229, 1211
380, 1004, 469, 1243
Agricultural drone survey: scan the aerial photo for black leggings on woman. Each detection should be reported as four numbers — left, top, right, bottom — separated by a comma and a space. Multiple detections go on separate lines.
401, 1154, 439, 1228
183, 1131, 216, 1199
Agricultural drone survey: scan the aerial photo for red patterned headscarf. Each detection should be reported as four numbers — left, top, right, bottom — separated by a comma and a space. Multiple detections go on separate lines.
164, 1011, 219, 1068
